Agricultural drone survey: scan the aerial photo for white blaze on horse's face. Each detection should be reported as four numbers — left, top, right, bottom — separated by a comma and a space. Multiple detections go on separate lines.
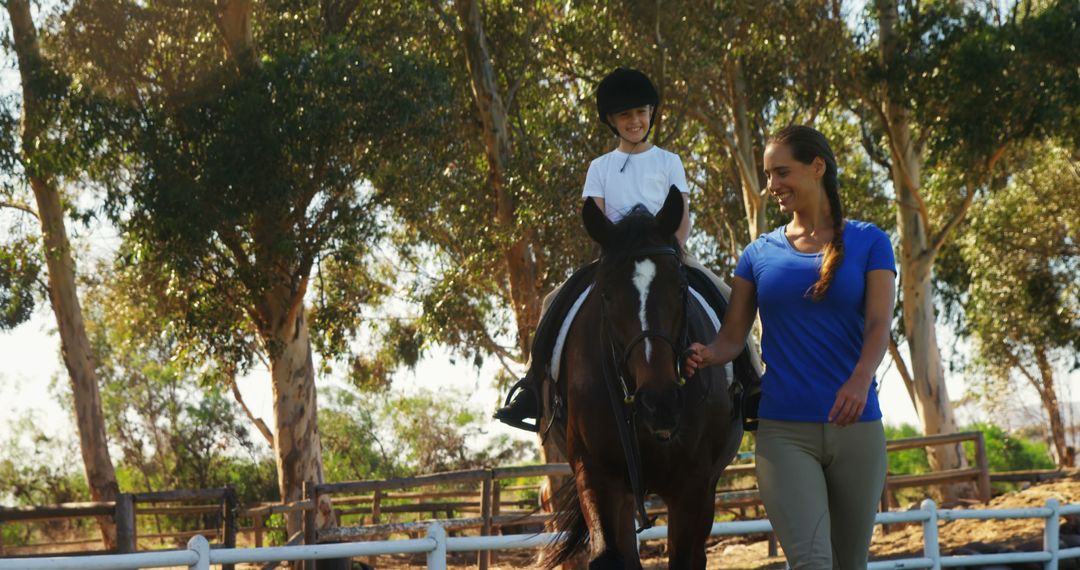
632, 259, 657, 362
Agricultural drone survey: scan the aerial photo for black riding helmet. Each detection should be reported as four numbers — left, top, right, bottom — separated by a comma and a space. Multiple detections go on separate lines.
596, 68, 660, 140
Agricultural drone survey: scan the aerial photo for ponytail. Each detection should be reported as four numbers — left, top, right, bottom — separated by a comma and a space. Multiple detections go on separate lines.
769, 125, 844, 301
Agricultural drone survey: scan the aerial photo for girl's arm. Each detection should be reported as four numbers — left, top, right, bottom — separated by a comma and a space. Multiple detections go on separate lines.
592, 196, 605, 214
676, 193, 690, 247
828, 268, 896, 426
684, 275, 757, 376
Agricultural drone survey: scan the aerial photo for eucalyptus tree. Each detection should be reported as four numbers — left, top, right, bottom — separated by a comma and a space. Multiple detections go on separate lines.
53, 0, 451, 535
364, 0, 602, 385
3, 0, 120, 547
81, 260, 276, 496
854, 0, 1080, 479
608, 0, 848, 242
956, 142, 1080, 467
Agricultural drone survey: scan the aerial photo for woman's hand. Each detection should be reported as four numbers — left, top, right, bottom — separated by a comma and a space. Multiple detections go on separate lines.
828, 372, 872, 427
683, 342, 714, 378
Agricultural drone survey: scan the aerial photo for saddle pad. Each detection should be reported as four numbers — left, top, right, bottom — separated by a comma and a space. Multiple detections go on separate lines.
550, 285, 733, 383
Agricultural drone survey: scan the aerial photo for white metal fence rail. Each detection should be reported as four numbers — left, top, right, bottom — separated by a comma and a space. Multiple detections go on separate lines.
2, 498, 1077, 570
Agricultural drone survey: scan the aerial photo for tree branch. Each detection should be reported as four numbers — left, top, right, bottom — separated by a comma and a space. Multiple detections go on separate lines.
429, 0, 460, 34
227, 373, 274, 447
689, 105, 761, 213
1000, 347, 1040, 396
888, 335, 918, 408
0, 200, 39, 219
929, 145, 1007, 256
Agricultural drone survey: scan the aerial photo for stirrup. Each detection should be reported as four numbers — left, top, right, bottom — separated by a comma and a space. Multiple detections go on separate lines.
494, 378, 540, 433
742, 384, 762, 432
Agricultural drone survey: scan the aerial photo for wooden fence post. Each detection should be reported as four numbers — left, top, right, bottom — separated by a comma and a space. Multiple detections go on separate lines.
479, 474, 493, 570
975, 432, 992, 503
880, 477, 894, 534
371, 489, 382, 525
491, 478, 502, 566
115, 493, 136, 554
253, 511, 264, 548
303, 482, 316, 570
367, 489, 382, 568
223, 488, 237, 570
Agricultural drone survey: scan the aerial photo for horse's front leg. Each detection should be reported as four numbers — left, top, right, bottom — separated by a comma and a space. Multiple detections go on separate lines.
663, 477, 716, 570
575, 460, 643, 570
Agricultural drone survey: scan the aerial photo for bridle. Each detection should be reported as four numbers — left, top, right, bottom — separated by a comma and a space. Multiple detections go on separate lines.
596, 244, 692, 531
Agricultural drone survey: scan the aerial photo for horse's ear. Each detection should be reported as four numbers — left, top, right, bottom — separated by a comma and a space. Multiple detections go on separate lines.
655, 186, 684, 236
582, 196, 613, 246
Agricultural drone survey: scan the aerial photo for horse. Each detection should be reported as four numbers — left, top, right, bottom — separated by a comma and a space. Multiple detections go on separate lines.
542, 186, 759, 569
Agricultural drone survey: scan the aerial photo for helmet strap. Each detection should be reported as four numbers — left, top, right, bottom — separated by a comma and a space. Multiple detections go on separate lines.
607, 105, 657, 172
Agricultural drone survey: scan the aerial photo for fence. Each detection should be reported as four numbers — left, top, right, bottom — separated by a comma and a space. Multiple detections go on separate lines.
1, 430, 1056, 565
0, 488, 239, 560
0, 498, 1077, 569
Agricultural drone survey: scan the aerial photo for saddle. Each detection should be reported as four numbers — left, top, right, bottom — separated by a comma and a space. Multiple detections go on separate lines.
530, 261, 758, 438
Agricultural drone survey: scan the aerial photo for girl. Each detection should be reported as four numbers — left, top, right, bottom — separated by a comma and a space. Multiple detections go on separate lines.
496, 68, 757, 431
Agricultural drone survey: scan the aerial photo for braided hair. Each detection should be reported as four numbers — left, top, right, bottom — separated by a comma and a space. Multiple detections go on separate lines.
769, 125, 844, 302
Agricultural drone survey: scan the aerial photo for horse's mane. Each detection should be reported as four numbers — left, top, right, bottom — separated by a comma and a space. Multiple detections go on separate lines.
599, 205, 683, 266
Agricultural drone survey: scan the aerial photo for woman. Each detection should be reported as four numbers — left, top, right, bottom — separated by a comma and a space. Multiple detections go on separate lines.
685, 125, 896, 569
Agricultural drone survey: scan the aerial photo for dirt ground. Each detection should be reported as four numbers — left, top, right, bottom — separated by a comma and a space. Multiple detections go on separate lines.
354, 471, 1080, 569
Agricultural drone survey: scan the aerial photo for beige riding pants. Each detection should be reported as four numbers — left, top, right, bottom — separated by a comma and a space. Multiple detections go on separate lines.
755, 419, 887, 570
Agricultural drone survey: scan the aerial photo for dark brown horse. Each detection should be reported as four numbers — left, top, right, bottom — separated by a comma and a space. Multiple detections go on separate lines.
543, 187, 757, 569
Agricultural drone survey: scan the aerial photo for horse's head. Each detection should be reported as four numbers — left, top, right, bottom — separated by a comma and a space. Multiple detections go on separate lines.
583, 186, 688, 441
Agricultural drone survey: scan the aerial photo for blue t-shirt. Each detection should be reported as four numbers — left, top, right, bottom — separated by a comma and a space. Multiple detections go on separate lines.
734, 220, 896, 422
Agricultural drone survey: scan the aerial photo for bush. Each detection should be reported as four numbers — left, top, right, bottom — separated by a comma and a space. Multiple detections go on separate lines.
966, 422, 1055, 472
883, 422, 1056, 504
884, 423, 931, 476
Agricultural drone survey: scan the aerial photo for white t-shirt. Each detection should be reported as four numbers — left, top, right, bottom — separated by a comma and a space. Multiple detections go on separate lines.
581, 146, 690, 222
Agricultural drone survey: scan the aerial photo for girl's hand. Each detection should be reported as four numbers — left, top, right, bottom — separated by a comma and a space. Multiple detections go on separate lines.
683, 342, 713, 378
828, 372, 872, 427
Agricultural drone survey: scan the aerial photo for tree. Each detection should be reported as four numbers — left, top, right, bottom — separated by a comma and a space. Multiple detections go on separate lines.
367, 1, 604, 480
4, 0, 119, 547
855, 0, 1080, 486
680, 0, 849, 241
81, 261, 278, 498
957, 142, 1080, 467
54, 0, 451, 536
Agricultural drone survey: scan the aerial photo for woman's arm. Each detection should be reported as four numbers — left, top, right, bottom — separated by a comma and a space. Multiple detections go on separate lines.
828, 268, 896, 427
684, 275, 757, 376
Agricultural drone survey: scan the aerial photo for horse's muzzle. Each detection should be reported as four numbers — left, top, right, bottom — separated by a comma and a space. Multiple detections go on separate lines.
637, 385, 683, 441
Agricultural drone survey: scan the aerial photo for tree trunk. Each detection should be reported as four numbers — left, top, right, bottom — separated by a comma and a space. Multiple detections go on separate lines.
876, 0, 967, 495
213, 0, 258, 71
211, 1, 330, 545
1034, 347, 1073, 467
728, 60, 768, 241
453, 1, 564, 511
8, 0, 120, 549
454, 0, 542, 358
265, 297, 334, 539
